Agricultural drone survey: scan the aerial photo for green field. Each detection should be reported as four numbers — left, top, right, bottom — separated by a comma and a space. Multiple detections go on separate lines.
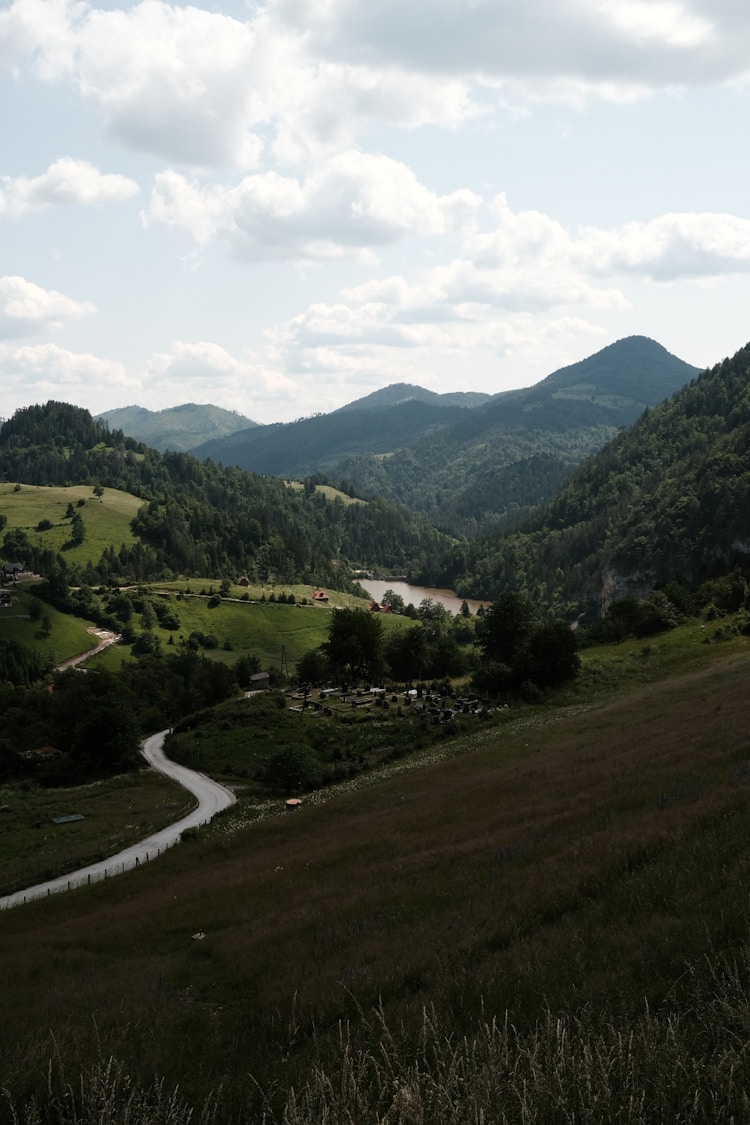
0, 581, 100, 662
0, 482, 141, 566
0, 770, 193, 897
92, 587, 411, 673
2, 624, 750, 1120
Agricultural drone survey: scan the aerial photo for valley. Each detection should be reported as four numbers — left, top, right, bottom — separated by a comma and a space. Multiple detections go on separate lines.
1, 335, 750, 1122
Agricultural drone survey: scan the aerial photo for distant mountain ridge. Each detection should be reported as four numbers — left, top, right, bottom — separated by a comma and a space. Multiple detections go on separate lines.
335, 383, 492, 412
94, 338, 700, 542
97, 403, 257, 453
193, 336, 699, 537
0, 401, 450, 586
191, 398, 469, 478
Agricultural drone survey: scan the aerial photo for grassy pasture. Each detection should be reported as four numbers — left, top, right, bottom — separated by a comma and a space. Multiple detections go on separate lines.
0, 581, 100, 662
93, 591, 411, 673
0, 482, 141, 567
1, 632, 750, 1118
285, 480, 366, 505
0, 771, 193, 897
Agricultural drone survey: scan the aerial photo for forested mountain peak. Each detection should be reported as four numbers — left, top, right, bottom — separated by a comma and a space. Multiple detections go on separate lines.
186, 336, 699, 541
331, 336, 699, 538
427, 339, 750, 612
491, 335, 699, 412
96, 402, 258, 452
0, 401, 128, 452
335, 383, 492, 413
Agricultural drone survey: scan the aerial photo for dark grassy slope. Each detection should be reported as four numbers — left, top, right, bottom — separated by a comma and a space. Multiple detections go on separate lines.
2, 633, 750, 1118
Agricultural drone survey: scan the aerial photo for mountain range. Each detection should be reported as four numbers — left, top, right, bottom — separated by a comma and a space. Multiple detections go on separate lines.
3, 332, 750, 625
100, 337, 701, 538
422, 338, 750, 611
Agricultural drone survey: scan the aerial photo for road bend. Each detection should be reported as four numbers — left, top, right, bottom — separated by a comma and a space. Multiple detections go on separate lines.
0, 730, 236, 911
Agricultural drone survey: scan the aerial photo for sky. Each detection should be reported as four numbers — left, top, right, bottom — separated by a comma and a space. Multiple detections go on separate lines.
2, 0, 750, 425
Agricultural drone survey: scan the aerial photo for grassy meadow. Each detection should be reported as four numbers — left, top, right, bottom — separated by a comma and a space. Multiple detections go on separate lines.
0, 580, 101, 663
92, 586, 411, 672
2, 623, 750, 1120
0, 482, 141, 566
0, 771, 193, 897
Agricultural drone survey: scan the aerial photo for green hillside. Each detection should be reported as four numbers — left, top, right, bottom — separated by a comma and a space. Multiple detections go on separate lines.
0, 482, 141, 565
428, 339, 750, 610
97, 402, 258, 452
2, 626, 750, 1121
195, 336, 698, 537
0, 402, 450, 587
191, 397, 470, 477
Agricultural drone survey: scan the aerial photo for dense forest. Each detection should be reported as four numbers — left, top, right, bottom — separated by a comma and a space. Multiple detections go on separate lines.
195, 336, 698, 538
0, 402, 449, 587
421, 341, 750, 614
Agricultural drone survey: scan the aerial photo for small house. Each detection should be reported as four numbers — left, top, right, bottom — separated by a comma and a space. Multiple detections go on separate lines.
249, 671, 270, 690
312, 588, 329, 602
2, 562, 24, 581
369, 600, 392, 613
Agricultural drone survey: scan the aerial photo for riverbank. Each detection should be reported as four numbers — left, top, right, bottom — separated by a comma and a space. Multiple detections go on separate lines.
358, 578, 487, 615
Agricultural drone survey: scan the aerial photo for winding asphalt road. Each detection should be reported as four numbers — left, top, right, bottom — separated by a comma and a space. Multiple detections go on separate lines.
0, 730, 237, 911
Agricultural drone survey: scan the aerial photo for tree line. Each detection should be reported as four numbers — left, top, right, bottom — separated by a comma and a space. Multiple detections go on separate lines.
0, 402, 450, 588
418, 341, 750, 619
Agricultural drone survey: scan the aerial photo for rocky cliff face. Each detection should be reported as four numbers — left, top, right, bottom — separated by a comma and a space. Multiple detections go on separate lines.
599, 567, 654, 615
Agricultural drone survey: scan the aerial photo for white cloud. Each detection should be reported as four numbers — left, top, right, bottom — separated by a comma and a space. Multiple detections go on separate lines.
0, 158, 139, 218
582, 212, 750, 280
0, 0, 81, 79
0, 342, 135, 401
0, 0, 475, 172
270, 195, 750, 391
594, 0, 713, 49
273, 299, 609, 406
467, 196, 750, 285
0, 276, 95, 338
142, 153, 480, 260
273, 0, 748, 93
143, 340, 299, 416
1, 0, 264, 168
3, 0, 742, 185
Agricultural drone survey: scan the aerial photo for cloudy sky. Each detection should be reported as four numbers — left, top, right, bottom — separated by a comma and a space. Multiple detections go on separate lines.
1, 0, 750, 424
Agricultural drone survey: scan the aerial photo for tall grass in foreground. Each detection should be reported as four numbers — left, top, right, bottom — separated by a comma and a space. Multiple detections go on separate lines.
6, 945, 750, 1124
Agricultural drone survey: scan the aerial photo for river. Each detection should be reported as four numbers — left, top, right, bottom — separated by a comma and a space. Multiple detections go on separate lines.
358, 579, 487, 616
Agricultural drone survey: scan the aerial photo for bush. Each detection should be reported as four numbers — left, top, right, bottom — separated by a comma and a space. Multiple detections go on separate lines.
263, 741, 323, 796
